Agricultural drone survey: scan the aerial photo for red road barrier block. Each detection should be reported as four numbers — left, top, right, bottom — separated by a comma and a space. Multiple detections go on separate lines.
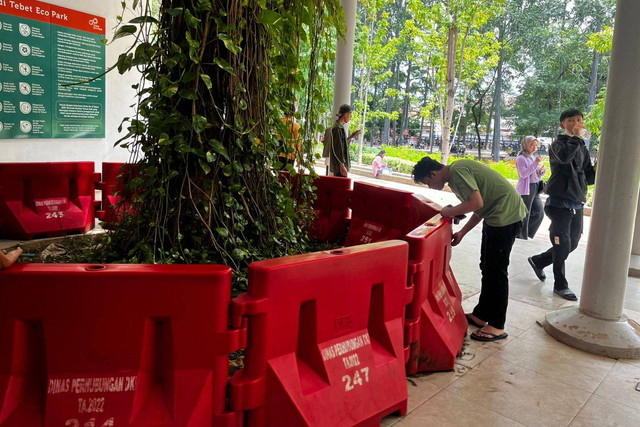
96, 162, 138, 227
404, 215, 467, 373
345, 182, 438, 247
230, 241, 410, 426
308, 176, 351, 242
0, 264, 243, 426
0, 162, 99, 239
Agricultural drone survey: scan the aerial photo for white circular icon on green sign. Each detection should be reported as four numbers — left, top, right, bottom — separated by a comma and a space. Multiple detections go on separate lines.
20, 121, 32, 133
0, 122, 3, 132
20, 102, 31, 114
0, 103, 3, 112
19, 23, 31, 37
0, 83, 3, 92
19, 43, 31, 56
19, 82, 31, 95
19, 63, 31, 76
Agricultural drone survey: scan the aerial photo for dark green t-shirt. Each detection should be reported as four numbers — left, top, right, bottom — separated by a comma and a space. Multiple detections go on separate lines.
449, 160, 527, 227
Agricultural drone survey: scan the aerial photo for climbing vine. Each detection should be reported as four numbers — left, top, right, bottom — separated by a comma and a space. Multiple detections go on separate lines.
100, 0, 344, 287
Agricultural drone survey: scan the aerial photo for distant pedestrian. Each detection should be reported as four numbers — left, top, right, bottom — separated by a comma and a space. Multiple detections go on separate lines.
329, 104, 360, 177
372, 150, 392, 177
527, 109, 596, 301
516, 136, 546, 239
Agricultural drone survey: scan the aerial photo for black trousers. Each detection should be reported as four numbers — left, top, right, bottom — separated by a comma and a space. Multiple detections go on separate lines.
518, 182, 544, 239
530, 205, 583, 290
472, 221, 521, 330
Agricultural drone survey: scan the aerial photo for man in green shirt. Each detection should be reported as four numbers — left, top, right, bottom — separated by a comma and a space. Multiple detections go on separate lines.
413, 158, 527, 342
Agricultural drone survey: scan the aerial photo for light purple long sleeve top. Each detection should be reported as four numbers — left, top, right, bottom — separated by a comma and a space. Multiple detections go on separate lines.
516, 153, 545, 195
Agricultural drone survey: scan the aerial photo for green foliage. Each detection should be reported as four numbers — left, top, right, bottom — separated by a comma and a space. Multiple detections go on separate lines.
103, 0, 343, 288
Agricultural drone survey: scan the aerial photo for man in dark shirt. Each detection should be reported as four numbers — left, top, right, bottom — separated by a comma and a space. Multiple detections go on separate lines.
329, 104, 360, 177
528, 109, 596, 301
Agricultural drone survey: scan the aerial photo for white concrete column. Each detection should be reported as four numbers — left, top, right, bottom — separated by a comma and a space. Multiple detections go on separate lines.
544, 0, 640, 359
633, 195, 640, 254
332, 0, 357, 117
628, 193, 640, 276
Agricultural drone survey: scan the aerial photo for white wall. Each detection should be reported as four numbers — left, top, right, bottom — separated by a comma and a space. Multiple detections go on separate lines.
0, 0, 140, 170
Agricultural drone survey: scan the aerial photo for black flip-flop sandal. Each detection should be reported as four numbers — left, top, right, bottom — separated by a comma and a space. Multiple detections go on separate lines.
470, 330, 508, 342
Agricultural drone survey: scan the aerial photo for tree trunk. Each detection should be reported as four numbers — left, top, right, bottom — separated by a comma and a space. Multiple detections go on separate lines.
382, 61, 397, 145
429, 115, 435, 153
588, 20, 602, 109
451, 91, 467, 145
357, 66, 371, 164
492, 33, 504, 162
485, 94, 494, 145
441, 25, 459, 165
400, 60, 412, 143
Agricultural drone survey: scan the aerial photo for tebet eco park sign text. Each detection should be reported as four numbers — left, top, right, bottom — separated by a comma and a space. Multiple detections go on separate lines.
0, 0, 106, 139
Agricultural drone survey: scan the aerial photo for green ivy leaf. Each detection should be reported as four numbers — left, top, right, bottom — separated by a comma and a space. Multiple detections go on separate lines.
210, 139, 230, 161
116, 52, 133, 74
179, 88, 198, 100
166, 8, 183, 17
213, 58, 234, 74
183, 9, 201, 28
218, 33, 241, 54
161, 84, 179, 98
199, 158, 211, 174
129, 15, 158, 24
192, 115, 209, 133
112, 25, 137, 41
231, 248, 246, 260
259, 9, 281, 25
216, 228, 229, 238
200, 73, 213, 89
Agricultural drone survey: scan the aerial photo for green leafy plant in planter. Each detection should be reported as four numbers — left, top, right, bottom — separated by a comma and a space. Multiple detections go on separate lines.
99, 0, 344, 290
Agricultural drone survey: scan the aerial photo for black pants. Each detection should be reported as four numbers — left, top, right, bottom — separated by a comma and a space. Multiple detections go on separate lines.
472, 221, 521, 330
518, 182, 544, 239
530, 205, 583, 290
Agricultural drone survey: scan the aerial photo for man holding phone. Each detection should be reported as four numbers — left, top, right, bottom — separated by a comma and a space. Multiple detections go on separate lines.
330, 104, 361, 177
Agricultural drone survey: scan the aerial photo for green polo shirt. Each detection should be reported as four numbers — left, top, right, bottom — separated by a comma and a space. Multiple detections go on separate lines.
449, 160, 527, 227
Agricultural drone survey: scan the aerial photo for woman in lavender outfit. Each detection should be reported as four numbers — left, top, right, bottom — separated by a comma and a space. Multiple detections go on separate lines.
516, 136, 546, 239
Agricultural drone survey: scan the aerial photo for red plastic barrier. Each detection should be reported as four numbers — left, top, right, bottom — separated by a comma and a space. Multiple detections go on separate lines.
345, 182, 438, 247
404, 215, 467, 373
230, 241, 410, 426
96, 162, 138, 227
308, 176, 351, 242
0, 264, 243, 426
0, 162, 99, 239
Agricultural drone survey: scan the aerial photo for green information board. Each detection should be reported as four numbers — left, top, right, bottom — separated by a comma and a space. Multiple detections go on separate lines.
0, 0, 105, 139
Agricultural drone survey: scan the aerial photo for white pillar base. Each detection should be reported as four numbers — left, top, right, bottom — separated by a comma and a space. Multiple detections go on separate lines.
544, 307, 640, 359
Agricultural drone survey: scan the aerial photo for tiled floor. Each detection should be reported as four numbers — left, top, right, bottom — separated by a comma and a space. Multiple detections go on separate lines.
347, 172, 640, 427
3, 169, 640, 426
